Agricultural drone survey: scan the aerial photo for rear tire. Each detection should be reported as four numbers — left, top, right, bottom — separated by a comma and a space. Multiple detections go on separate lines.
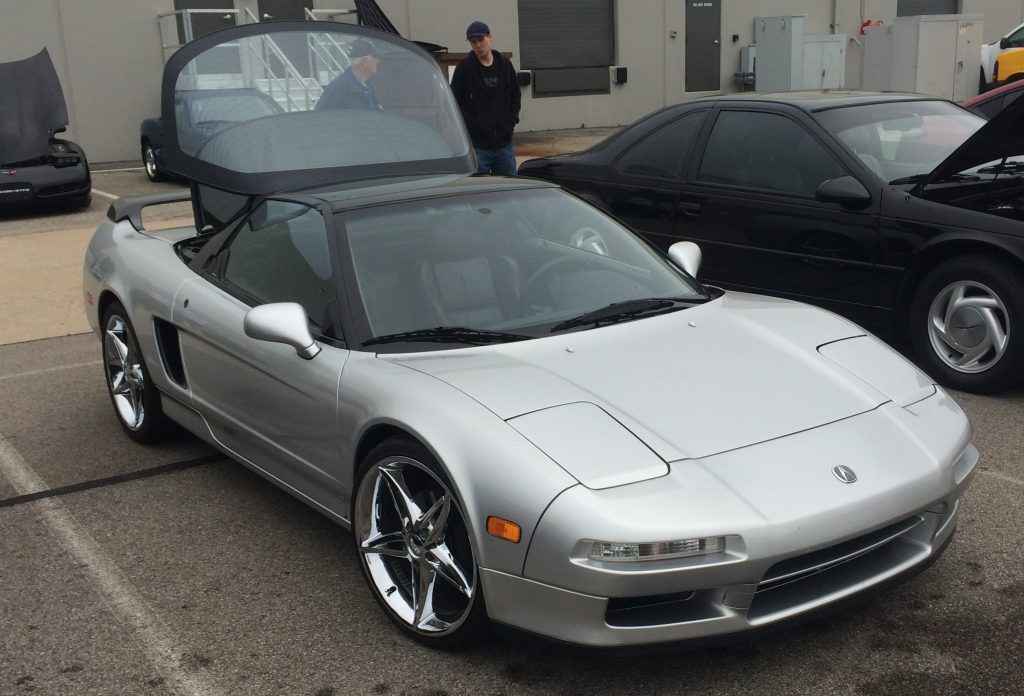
910, 256, 1024, 394
101, 301, 175, 442
352, 436, 488, 647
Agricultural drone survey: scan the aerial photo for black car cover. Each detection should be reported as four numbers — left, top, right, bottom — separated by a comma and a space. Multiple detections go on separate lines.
0, 48, 69, 165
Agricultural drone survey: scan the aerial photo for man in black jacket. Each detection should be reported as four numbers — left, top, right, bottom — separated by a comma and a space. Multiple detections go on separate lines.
451, 21, 522, 175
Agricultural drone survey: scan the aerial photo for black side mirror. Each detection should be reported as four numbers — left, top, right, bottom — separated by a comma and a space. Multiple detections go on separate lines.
1000, 37, 1011, 49
816, 176, 872, 210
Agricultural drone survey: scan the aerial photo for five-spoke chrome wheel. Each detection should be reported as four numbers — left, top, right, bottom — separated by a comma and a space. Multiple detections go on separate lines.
354, 449, 479, 641
104, 312, 147, 431
141, 141, 165, 182
926, 280, 1009, 374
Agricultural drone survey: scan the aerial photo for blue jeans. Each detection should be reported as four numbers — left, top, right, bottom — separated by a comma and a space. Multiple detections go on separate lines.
475, 143, 517, 175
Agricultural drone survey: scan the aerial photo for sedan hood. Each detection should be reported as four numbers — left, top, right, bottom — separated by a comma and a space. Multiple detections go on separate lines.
386, 293, 931, 465
0, 49, 69, 165
911, 87, 1024, 194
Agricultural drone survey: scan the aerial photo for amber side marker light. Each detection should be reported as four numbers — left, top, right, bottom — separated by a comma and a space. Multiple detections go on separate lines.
487, 516, 522, 543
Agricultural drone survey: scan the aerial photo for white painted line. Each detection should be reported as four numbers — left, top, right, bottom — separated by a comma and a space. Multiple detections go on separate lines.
979, 469, 1024, 487
0, 360, 101, 381
91, 188, 119, 200
0, 433, 223, 696
95, 166, 145, 173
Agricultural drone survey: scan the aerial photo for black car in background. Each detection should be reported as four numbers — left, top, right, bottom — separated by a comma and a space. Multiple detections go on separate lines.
140, 87, 283, 181
0, 49, 91, 210
519, 92, 1024, 394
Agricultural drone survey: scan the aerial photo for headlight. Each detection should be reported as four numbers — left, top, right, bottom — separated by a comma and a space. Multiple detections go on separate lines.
586, 536, 725, 563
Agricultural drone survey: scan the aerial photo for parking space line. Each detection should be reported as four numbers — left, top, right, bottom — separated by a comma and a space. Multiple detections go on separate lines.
0, 453, 225, 509
95, 166, 145, 173
979, 469, 1024, 487
91, 188, 118, 200
0, 433, 224, 696
0, 359, 101, 381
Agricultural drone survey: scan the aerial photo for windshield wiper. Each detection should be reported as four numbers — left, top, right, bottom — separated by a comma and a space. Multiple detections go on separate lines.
363, 326, 532, 347
888, 172, 980, 185
550, 297, 705, 333
976, 161, 1024, 174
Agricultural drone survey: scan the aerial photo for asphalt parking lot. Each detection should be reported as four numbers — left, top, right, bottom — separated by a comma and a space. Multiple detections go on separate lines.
1, 164, 1022, 696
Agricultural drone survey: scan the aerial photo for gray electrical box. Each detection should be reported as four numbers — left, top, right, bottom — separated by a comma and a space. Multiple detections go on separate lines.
754, 16, 846, 92
861, 24, 893, 91
890, 14, 983, 100
755, 15, 804, 92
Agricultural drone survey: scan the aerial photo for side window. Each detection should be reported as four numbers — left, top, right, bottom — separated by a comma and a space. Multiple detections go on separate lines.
973, 97, 1005, 120
613, 112, 703, 179
221, 200, 342, 340
1009, 26, 1024, 48
698, 111, 847, 195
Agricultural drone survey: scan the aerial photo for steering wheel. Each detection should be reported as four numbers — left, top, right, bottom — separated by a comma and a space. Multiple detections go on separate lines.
567, 226, 609, 256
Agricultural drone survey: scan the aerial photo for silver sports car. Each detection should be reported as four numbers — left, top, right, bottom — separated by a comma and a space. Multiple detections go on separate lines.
83, 22, 978, 648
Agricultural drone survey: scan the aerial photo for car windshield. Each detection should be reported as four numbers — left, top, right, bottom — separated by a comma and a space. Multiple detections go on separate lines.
343, 188, 706, 344
816, 100, 985, 184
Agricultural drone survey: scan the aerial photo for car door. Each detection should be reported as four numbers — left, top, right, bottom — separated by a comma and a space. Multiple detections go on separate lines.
677, 106, 881, 316
173, 198, 350, 510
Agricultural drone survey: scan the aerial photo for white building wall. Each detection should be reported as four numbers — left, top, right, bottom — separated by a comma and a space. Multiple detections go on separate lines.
3, 0, 1024, 162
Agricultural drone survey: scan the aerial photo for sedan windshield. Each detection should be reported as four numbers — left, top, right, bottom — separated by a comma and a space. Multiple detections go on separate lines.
816, 100, 984, 184
343, 188, 706, 345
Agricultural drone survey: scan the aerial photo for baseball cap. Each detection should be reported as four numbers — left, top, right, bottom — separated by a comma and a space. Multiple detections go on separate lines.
466, 21, 490, 39
348, 39, 378, 59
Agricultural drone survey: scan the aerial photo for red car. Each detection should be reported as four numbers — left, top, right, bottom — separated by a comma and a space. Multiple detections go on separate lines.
962, 79, 1024, 119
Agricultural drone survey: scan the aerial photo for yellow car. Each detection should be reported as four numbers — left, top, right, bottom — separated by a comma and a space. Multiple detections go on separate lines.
990, 46, 1024, 88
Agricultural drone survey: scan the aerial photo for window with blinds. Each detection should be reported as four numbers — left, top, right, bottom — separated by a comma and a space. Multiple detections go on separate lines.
518, 0, 615, 96
896, 0, 960, 16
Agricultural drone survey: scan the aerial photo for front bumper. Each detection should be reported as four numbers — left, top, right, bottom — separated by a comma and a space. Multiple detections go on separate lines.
481, 491, 964, 647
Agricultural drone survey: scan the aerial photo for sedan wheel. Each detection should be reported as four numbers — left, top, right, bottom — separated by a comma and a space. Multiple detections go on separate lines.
141, 141, 166, 182
911, 256, 1024, 394
354, 439, 483, 645
101, 302, 173, 442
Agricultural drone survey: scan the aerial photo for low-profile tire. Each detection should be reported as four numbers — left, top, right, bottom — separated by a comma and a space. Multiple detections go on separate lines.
141, 140, 166, 182
910, 256, 1024, 394
101, 301, 174, 442
352, 436, 488, 647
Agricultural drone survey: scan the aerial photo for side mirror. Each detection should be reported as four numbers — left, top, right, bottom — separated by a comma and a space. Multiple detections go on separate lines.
243, 302, 321, 359
815, 176, 872, 210
668, 241, 702, 277
1000, 37, 1011, 49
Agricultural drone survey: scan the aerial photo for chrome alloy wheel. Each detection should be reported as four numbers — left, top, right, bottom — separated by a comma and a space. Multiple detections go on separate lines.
927, 280, 1010, 373
355, 457, 476, 636
143, 144, 160, 180
104, 314, 147, 430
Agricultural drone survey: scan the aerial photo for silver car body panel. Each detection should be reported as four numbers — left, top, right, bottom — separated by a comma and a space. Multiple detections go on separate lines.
84, 207, 977, 646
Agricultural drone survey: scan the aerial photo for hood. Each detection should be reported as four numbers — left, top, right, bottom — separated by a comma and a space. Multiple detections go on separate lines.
386, 293, 935, 469
911, 88, 1024, 194
0, 49, 69, 165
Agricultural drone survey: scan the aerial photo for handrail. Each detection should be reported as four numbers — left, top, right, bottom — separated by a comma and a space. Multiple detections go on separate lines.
240, 8, 318, 110
304, 8, 357, 21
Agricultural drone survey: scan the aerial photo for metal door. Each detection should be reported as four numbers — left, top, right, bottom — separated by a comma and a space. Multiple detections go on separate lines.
685, 0, 721, 92
173, 0, 235, 43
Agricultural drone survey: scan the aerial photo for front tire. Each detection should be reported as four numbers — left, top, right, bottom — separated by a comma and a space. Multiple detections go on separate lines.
910, 256, 1024, 394
352, 437, 487, 647
101, 302, 174, 442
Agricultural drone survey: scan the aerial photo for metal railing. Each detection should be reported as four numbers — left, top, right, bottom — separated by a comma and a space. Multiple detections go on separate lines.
157, 8, 240, 62
240, 8, 320, 111
304, 8, 357, 22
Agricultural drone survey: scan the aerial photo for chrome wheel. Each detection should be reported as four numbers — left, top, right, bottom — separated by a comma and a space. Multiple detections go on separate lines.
104, 313, 147, 430
926, 280, 1009, 374
355, 456, 476, 637
142, 143, 161, 181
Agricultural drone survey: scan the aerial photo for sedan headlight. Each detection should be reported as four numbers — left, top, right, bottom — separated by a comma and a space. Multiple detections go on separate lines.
587, 536, 725, 563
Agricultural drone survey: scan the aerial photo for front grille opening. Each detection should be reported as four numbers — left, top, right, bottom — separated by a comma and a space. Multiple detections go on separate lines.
606, 590, 721, 627
748, 516, 928, 622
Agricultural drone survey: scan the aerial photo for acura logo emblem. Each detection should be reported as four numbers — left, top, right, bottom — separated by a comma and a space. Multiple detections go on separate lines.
832, 465, 858, 484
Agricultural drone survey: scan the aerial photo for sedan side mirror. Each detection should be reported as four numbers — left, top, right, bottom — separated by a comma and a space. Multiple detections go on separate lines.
244, 302, 321, 359
668, 241, 702, 277
815, 176, 872, 210
1000, 37, 1011, 49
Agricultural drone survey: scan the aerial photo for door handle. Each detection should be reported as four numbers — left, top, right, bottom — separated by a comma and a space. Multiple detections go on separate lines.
677, 201, 702, 217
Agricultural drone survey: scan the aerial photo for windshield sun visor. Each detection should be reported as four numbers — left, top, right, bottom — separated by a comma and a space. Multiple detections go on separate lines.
160, 21, 473, 194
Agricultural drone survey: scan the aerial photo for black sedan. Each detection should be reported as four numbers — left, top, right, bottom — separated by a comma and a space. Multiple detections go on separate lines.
519, 91, 1024, 394
0, 49, 90, 210
140, 87, 283, 182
